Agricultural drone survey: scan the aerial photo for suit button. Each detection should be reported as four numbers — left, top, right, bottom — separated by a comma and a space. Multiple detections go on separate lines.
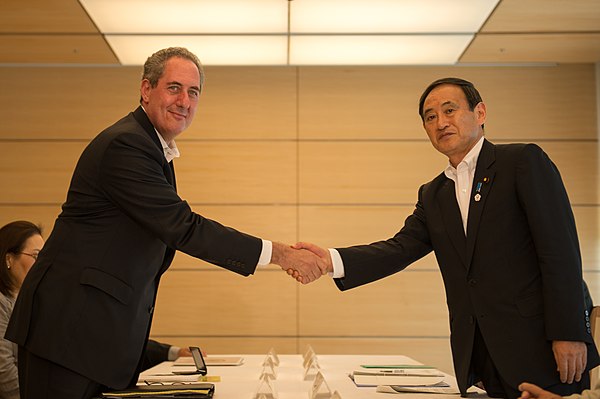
469, 316, 475, 324
468, 279, 476, 286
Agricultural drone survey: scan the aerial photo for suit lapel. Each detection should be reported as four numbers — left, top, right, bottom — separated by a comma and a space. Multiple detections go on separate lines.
465, 140, 496, 270
132, 106, 177, 190
167, 162, 177, 191
436, 178, 468, 267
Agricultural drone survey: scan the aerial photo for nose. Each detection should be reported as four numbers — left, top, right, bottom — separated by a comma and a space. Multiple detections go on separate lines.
437, 113, 449, 130
175, 91, 190, 108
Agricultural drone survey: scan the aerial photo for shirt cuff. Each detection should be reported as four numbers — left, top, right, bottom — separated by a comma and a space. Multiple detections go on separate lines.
258, 239, 272, 267
329, 248, 345, 278
168, 346, 180, 361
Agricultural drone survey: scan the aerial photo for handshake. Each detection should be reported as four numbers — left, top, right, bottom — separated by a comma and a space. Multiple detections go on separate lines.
271, 242, 333, 284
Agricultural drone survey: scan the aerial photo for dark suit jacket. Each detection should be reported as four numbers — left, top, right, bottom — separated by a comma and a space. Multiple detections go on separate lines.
6, 107, 262, 389
334, 139, 599, 395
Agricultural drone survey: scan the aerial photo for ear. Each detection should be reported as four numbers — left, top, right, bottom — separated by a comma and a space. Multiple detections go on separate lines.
5, 253, 13, 269
474, 102, 487, 125
140, 79, 152, 104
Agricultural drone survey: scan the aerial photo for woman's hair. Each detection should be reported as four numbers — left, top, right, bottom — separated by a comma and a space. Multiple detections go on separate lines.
0, 221, 42, 296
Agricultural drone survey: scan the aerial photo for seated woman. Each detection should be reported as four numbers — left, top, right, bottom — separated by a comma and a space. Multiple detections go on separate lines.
0, 221, 44, 399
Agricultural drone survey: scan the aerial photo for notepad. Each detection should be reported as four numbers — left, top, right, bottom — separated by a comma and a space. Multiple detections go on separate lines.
351, 374, 446, 387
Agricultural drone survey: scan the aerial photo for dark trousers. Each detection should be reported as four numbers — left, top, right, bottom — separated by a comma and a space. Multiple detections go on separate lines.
18, 346, 104, 399
469, 325, 590, 399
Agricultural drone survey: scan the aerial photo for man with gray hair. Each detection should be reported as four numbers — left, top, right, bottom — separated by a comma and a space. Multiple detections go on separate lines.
6, 47, 324, 398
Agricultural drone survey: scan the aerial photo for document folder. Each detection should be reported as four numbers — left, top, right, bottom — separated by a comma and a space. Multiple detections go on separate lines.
100, 383, 214, 398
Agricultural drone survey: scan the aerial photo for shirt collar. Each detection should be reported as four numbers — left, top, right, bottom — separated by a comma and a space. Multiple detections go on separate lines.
141, 106, 180, 163
155, 128, 180, 163
444, 136, 485, 177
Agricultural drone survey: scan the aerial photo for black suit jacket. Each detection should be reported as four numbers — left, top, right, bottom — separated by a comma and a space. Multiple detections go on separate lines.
6, 107, 262, 388
335, 139, 599, 395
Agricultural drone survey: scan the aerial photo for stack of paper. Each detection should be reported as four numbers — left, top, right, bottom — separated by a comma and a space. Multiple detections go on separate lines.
350, 365, 446, 388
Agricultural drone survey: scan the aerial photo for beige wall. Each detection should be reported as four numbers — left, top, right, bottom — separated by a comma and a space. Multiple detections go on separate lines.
0, 64, 597, 374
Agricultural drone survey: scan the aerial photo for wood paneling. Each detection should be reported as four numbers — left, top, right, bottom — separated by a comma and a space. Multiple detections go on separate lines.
0, 35, 118, 64
0, 67, 140, 139
0, 205, 61, 236
193, 67, 297, 139
298, 65, 597, 140
0, 0, 97, 33
175, 142, 297, 204
298, 271, 449, 336
0, 142, 85, 204
151, 270, 298, 336
299, 142, 446, 204
481, 0, 600, 32
463, 33, 600, 64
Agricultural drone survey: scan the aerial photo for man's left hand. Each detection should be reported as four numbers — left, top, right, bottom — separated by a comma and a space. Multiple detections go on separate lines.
552, 340, 587, 383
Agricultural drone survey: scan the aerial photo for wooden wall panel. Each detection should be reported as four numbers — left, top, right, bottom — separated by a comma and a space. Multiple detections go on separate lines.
151, 270, 298, 336
0, 205, 61, 235
298, 64, 596, 140
0, 67, 140, 139
0, 142, 84, 203
298, 271, 449, 336
193, 67, 297, 139
175, 142, 297, 204
299, 142, 447, 204
0, 35, 117, 64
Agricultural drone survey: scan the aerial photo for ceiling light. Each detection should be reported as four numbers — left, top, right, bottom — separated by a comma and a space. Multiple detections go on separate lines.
106, 35, 288, 65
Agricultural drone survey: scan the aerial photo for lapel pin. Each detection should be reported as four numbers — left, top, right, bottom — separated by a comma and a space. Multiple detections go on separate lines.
474, 181, 483, 202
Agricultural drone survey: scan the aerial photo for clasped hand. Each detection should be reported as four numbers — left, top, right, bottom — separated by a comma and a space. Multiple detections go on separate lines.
271, 242, 333, 284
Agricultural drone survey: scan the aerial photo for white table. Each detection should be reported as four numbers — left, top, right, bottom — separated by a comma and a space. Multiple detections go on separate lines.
140, 354, 489, 399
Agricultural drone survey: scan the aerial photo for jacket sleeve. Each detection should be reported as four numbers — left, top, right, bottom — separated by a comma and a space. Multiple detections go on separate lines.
335, 185, 433, 290
97, 132, 262, 276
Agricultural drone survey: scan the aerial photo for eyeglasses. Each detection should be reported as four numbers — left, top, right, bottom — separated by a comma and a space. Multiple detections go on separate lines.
19, 252, 38, 260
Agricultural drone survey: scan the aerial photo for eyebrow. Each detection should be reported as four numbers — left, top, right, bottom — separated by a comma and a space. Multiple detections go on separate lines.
166, 81, 200, 92
423, 100, 459, 116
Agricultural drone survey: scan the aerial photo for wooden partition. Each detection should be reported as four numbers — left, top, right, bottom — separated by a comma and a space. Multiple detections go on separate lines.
0, 64, 597, 374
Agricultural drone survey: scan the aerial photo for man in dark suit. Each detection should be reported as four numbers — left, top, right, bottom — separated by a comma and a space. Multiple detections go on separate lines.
5, 47, 323, 399
294, 77, 599, 398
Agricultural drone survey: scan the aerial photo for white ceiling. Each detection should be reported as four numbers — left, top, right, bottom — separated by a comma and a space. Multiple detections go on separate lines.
0, 0, 599, 66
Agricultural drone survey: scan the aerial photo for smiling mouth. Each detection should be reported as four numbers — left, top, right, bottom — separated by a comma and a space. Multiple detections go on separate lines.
169, 110, 187, 119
